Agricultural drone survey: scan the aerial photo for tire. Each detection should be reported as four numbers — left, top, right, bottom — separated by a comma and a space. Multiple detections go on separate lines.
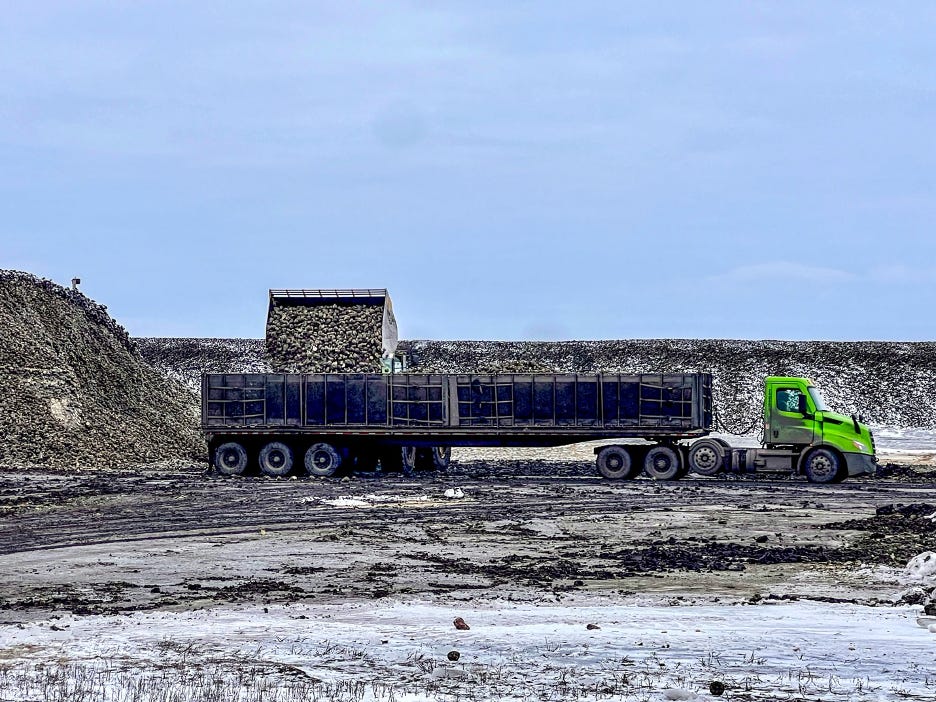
258, 442, 293, 477
305, 442, 342, 477
431, 446, 452, 471
401, 446, 418, 476
803, 448, 843, 484
215, 442, 248, 476
688, 439, 725, 476
644, 445, 682, 480
596, 445, 633, 480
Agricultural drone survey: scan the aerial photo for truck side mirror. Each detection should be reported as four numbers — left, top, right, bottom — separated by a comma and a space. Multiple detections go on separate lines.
798, 394, 809, 416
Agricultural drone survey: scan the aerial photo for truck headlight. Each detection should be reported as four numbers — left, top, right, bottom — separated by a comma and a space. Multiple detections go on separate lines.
852, 440, 867, 452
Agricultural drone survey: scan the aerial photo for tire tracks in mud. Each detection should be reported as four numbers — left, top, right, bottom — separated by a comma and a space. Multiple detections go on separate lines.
2, 466, 933, 556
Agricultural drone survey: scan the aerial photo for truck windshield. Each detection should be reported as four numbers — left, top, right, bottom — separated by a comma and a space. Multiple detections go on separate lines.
807, 387, 829, 411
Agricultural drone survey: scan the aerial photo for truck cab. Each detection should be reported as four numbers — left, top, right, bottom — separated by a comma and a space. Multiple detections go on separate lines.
763, 376, 876, 481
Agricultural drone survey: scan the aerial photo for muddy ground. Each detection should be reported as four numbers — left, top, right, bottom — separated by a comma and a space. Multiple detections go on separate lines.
1, 451, 934, 626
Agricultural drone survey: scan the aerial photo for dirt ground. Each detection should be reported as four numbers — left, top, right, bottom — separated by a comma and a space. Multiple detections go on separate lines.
1, 449, 934, 625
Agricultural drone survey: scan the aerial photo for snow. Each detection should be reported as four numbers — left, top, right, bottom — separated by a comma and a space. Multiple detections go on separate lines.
905, 552, 936, 583
2, 599, 934, 701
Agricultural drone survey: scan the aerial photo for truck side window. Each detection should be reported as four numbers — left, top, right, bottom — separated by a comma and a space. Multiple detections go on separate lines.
776, 388, 802, 413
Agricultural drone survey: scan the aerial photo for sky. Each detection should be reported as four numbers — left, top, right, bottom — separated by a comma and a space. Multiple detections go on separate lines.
2, 2, 935, 341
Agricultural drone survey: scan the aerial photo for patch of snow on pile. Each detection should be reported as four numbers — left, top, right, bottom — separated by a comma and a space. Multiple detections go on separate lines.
136, 337, 268, 391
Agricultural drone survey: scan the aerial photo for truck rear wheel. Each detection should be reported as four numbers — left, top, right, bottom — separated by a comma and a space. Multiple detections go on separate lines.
803, 448, 843, 484
688, 439, 725, 476
305, 443, 342, 477
644, 445, 682, 480
259, 442, 293, 477
215, 442, 248, 476
596, 446, 634, 480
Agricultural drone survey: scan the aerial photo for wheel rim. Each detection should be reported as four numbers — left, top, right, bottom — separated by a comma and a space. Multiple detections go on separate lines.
653, 455, 672, 471
268, 450, 286, 468
694, 447, 717, 470
607, 455, 623, 470
312, 450, 334, 471
810, 454, 835, 479
221, 449, 240, 468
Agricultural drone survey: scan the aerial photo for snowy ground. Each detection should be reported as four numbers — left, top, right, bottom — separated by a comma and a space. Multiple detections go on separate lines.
2, 599, 934, 701
1, 432, 935, 701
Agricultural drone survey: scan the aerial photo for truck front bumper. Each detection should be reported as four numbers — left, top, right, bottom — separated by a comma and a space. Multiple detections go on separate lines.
844, 452, 877, 477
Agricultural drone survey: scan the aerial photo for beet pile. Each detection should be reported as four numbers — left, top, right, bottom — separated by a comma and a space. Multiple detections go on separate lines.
0, 271, 202, 468
265, 303, 384, 374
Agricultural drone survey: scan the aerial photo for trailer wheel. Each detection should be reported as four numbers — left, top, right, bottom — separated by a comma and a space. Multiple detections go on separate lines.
305, 443, 342, 477
215, 442, 248, 476
259, 442, 293, 477
432, 446, 452, 470
688, 439, 725, 476
644, 445, 682, 480
803, 448, 843, 484
596, 446, 633, 480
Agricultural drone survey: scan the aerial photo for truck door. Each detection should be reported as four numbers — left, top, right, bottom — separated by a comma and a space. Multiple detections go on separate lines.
769, 385, 815, 446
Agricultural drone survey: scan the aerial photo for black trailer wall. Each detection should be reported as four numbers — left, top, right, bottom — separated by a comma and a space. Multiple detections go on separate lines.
203, 373, 713, 433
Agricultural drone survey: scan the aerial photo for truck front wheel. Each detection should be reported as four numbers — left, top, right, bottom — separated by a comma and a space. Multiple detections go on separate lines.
803, 448, 844, 484
596, 446, 634, 480
215, 442, 248, 476
644, 445, 682, 480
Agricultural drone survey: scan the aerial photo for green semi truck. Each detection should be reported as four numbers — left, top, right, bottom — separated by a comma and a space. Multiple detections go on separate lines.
626, 375, 876, 483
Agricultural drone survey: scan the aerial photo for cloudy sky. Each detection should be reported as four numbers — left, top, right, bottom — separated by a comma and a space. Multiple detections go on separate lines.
2, 2, 934, 340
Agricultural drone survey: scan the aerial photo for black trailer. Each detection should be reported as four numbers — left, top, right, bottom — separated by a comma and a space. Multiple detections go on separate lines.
202, 372, 713, 479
